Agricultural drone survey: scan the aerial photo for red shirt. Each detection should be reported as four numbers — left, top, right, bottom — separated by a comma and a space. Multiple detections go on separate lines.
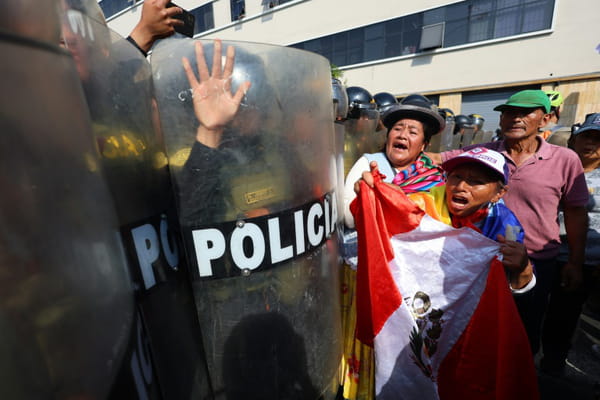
442, 137, 588, 259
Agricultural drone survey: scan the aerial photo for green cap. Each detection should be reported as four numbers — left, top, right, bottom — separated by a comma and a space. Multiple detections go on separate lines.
493, 90, 551, 114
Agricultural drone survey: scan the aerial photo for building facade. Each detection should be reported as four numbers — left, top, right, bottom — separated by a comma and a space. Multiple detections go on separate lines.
104, 0, 600, 132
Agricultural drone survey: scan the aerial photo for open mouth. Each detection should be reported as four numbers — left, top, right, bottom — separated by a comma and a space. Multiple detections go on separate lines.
393, 142, 408, 150
449, 195, 469, 210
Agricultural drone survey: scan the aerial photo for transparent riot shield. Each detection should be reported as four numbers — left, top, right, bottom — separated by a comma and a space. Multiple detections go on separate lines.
430, 117, 455, 152
60, 4, 212, 399
343, 109, 381, 177
0, 1, 133, 398
151, 38, 343, 400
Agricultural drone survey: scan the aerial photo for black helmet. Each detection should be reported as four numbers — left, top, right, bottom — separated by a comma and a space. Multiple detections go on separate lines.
438, 108, 455, 119
332, 78, 349, 120
382, 94, 446, 139
373, 92, 398, 115
469, 114, 485, 131
453, 114, 472, 134
346, 86, 377, 119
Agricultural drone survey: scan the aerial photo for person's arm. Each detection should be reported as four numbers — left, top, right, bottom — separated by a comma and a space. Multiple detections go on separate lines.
178, 40, 250, 223
343, 156, 370, 228
562, 204, 587, 291
128, 0, 184, 55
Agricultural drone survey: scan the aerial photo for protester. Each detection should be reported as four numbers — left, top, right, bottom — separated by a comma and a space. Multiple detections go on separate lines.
339, 95, 445, 400
429, 89, 589, 355
350, 150, 538, 399
344, 94, 446, 228
541, 112, 600, 375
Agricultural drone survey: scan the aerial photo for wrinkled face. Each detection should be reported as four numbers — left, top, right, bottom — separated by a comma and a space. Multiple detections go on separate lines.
571, 130, 600, 162
385, 118, 427, 169
499, 107, 549, 140
445, 164, 506, 217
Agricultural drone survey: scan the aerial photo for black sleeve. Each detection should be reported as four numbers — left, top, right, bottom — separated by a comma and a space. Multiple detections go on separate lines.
126, 36, 148, 57
179, 141, 225, 225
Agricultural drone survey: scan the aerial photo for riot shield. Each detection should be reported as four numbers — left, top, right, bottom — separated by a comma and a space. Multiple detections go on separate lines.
151, 38, 343, 400
60, 4, 212, 399
343, 109, 381, 177
431, 117, 455, 152
0, 1, 133, 398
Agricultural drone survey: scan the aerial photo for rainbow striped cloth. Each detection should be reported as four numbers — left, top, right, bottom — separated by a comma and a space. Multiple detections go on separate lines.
392, 153, 445, 193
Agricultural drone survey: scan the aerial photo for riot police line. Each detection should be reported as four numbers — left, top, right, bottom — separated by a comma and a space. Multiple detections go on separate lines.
0, 0, 345, 399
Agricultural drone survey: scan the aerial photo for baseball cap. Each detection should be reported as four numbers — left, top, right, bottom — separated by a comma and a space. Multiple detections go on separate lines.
493, 90, 551, 114
441, 147, 509, 184
572, 113, 600, 136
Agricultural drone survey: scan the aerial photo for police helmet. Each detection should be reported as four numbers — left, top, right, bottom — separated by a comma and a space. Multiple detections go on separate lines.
332, 78, 349, 120
453, 114, 472, 134
373, 92, 398, 115
469, 114, 485, 131
438, 108, 455, 119
346, 86, 377, 119
382, 94, 446, 141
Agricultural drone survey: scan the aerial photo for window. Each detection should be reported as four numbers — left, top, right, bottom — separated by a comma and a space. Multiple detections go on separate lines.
191, 3, 214, 34
289, 0, 555, 67
230, 0, 245, 21
99, 0, 135, 19
468, 0, 493, 42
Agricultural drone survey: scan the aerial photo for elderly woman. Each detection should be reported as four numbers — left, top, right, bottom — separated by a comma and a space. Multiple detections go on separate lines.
339, 94, 445, 400
343, 94, 446, 229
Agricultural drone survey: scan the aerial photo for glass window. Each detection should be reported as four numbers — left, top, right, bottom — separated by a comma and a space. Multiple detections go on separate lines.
402, 28, 420, 55
191, 3, 214, 34
385, 19, 404, 58
287, 0, 555, 66
522, 1, 550, 32
364, 25, 384, 62
332, 32, 348, 66
423, 8, 445, 25
468, 0, 493, 42
347, 28, 364, 65
99, 0, 132, 19
230, 0, 245, 21
494, 5, 520, 37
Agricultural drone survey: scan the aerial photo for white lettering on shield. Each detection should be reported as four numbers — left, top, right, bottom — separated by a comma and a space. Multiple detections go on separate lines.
191, 193, 338, 277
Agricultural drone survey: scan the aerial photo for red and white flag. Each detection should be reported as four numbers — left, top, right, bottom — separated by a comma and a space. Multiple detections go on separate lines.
350, 173, 538, 400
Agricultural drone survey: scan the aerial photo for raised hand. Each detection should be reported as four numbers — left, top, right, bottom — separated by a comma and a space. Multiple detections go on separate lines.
182, 40, 251, 148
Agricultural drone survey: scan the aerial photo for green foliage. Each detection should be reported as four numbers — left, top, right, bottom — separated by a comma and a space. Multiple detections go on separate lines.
330, 63, 344, 80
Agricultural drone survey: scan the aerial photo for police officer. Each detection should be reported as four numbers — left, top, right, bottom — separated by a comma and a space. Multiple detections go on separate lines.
343, 86, 380, 176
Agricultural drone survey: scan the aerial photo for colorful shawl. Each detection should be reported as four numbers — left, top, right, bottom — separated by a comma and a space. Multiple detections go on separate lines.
391, 153, 445, 193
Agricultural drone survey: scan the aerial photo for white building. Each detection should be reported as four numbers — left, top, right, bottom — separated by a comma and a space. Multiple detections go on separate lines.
104, 0, 600, 132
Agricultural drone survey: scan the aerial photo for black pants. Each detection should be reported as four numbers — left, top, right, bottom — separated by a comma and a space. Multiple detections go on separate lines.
542, 263, 596, 363
513, 258, 560, 356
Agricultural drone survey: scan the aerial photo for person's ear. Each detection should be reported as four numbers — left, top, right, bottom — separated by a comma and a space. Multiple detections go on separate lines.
539, 111, 551, 129
491, 184, 508, 203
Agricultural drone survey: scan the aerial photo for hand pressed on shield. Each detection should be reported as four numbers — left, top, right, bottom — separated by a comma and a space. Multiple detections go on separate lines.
182, 40, 251, 148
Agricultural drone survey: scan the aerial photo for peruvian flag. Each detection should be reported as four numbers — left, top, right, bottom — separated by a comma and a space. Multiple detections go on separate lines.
350, 171, 538, 400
